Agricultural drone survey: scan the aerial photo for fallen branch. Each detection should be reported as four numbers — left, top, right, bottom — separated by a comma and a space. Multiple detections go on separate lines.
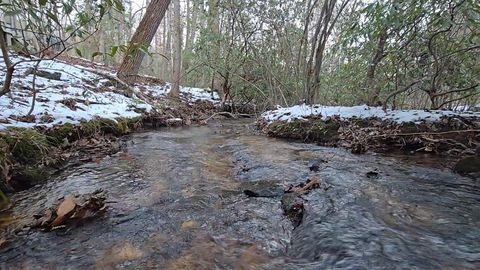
372, 129, 480, 138
201, 111, 237, 124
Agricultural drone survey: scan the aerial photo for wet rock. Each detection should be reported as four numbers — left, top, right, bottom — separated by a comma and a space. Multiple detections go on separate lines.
9, 166, 48, 191
453, 156, 480, 177
281, 193, 304, 227
242, 181, 284, 198
366, 170, 379, 179
309, 162, 320, 172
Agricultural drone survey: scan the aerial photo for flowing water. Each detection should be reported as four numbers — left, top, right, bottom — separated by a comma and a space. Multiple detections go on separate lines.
1, 120, 479, 269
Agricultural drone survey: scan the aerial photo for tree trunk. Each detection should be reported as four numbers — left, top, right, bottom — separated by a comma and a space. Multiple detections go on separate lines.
366, 28, 388, 106
117, 0, 172, 87
207, 0, 221, 94
0, 24, 14, 97
170, 0, 182, 97
305, 0, 349, 104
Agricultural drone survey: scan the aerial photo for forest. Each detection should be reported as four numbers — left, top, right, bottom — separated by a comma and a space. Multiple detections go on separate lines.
0, 0, 479, 269
1, 0, 478, 109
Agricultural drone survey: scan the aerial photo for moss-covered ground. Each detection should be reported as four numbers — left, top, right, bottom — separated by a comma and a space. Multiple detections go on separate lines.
0, 116, 144, 200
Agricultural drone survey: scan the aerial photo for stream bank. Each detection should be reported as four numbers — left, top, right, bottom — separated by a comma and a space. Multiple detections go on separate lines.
1, 120, 479, 269
259, 105, 480, 178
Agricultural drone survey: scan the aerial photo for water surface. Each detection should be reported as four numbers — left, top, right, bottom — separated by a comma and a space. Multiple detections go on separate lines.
1, 120, 479, 269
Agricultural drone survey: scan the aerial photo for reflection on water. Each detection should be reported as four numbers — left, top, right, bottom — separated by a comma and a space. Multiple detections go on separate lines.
1, 120, 479, 269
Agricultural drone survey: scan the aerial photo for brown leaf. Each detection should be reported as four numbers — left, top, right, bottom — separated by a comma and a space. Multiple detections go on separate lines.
51, 196, 76, 226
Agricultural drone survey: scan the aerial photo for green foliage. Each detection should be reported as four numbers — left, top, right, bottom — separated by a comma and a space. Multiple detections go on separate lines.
0, 0, 125, 53
184, 0, 478, 109
333, 0, 480, 108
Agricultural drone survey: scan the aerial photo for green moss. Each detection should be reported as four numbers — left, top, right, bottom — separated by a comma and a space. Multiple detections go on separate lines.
114, 117, 139, 135
81, 117, 137, 137
267, 118, 339, 144
45, 123, 76, 145
3, 127, 49, 164
308, 120, 340, 141
268, 119, 307, 140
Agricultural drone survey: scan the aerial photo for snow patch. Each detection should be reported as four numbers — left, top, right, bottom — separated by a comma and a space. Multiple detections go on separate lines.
262, 104, 480, 124
0, 53, 219, 130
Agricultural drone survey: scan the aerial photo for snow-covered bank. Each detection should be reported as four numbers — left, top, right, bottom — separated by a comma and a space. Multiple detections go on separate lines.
0, 53, 219, 130
260, 104, 480, 158
262, 104, 480, 124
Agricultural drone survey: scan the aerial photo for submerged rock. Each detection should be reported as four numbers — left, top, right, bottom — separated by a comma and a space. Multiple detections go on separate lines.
281, 193, 304, 227
242, 180, 284, 198
453, 147, 480, 177
454, 157, 480, 177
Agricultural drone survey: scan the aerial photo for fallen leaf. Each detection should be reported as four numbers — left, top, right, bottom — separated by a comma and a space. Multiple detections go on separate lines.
285, 176, 321, 194
51, 196, 76, 226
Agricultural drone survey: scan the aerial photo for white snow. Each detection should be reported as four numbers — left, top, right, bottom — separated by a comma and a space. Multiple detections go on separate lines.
0, 53, 219, 130
262, 104, 480, 124
134, 83, 220, 102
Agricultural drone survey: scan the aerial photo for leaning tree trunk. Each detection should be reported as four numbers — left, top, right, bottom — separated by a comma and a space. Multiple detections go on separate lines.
118, 0, 171, 87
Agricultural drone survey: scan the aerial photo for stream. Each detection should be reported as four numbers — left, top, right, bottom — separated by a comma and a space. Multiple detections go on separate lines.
1, 120, 479, 269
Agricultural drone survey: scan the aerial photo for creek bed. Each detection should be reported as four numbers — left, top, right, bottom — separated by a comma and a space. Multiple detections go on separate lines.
1, 120, 479, 269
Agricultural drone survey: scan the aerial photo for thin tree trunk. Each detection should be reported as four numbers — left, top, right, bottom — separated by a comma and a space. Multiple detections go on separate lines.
366, 28, 388, 106
118, 0, 172, 88
207, 0, 221, 94
0, 24, 14, 97
306, 0, 349, 104
165, 11, 172, 81
170, 0, 182, 97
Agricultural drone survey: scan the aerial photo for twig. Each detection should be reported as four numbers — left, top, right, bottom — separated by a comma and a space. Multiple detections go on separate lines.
372, 129, 480, 138
201, 111, 237, 124
27, 60, 43, 115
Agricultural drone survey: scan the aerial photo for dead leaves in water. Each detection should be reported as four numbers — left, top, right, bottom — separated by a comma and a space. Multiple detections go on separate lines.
285, 176, 321, 194
32, 189, 107, 231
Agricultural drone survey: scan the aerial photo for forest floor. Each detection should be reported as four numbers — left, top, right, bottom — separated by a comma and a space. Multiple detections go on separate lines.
0, 53, 222, 197
260, 104, 480, 177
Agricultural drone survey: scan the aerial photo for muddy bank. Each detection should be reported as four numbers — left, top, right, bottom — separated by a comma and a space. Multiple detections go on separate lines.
259, 115, 480, 175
